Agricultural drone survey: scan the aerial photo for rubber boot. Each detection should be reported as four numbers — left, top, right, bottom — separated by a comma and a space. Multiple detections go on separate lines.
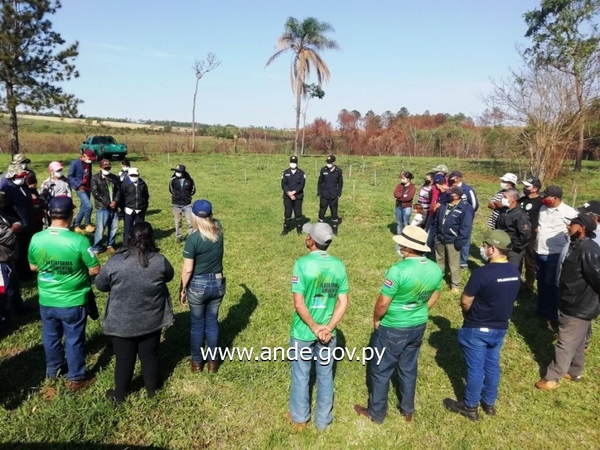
281, 220, 290, 236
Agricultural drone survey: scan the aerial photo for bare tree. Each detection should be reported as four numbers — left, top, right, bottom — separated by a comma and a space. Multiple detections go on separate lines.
192, 53, 221, 152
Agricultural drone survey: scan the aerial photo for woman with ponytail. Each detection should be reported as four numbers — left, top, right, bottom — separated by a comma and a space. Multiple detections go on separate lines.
95, 222, 174, 403
180, 199, 225, 374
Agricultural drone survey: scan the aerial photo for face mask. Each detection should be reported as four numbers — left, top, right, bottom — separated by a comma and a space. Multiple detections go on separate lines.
13, 178, 24, 186
129, 176, 139, 182
326, 163, 333, 169
101, 169, 111, 176
523, 188, 532, 196
500, 182, 509, 190
570, 230, 582, 241
84, 159, 92, 164
448, 178, 455, 186
54, 171, 63, 178
542, 197, 554, 207
122, 167, 129, 172
424, 179, 431, 185
501, 197, 511, 207
480, 246, 489, 262
20, 163, 27, 170
401, 178, 408, 184
175, 172, 182, 178
289, 163, 297, 170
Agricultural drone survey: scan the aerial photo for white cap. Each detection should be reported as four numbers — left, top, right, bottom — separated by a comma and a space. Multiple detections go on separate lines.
128, 167, 139, 176
500, 173, 518, 185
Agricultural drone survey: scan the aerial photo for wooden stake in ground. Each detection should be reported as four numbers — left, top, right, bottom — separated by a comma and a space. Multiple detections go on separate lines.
353, 180, 356, 202
244, 169, 247, 182
349, 165, 352, 178
374, 170, 377, 186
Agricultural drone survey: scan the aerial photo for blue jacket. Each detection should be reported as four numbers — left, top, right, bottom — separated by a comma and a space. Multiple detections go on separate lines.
433, 199, 474, 249
461, 183, 479, 212
68, 158, 91, 190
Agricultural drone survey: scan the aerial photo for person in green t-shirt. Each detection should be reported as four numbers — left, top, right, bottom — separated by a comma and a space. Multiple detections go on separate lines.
354, 225, 442, 424
288, 222, 349, 432
28, 196, 100, 392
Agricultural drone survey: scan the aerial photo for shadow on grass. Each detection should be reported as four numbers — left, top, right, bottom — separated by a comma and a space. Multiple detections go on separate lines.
428, 316, 465, 399
387, 222, 397, 235
153, 227, 175, 241
160, 311, 191, 380
0, 444, 169, 449
145, 209, 161, 217
220, 283, 258, 352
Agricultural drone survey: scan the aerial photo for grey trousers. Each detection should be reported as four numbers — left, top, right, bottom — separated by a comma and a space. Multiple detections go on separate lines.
544, 313, 590, 381
435, 240, 461, 288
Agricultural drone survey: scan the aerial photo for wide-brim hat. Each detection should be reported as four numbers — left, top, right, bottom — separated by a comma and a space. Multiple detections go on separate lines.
392, 225, 430, 253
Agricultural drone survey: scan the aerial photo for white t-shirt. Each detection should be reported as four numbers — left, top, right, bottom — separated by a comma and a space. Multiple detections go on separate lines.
535, 201, 578, 255
410, 213, 424, 227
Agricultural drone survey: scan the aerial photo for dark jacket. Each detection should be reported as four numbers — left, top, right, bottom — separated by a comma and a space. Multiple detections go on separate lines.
95, 250, 175, 338
461, 183, 479, 213
281, 168, 306, 199
91, 172, 121, 209
433, 199, 474, 249
0, 211, 20, 262
558, 237, 600, 320
317, 166, 343, 199
121, 177, 149, 211
496, 206, 532, 252
169, 173, 196, 206
1, 181, 34, 230
68, 158, 92, 190
394, 183, 416, 208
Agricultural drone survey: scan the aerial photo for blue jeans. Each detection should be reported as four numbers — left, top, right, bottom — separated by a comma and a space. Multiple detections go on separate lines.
458, 327, 507, 407
395, 206, 412, 235
74, 190, 93, 228
460, 235, 472, 266
368, 324, 426, 422
289, 336, 337, 430
187, 274, 226, 363
535, 253, 560, 322
40, 305, 87, 381
172, 204, 193, 239
123, 210, 146, 247
92, 209, 119, 251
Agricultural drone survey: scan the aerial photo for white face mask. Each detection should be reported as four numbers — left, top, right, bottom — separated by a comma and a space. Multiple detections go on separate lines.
122, 167, 129, 172
13, 178, 24, 186
289, 163, 297, 170
101, 169, 111, 176
129, 176, 139, 182
500, 182, 509, 190
54, 171, 63, 178
20, 163, 27, 170
175, 172, 182, 178
501, 197, 511, 207
326, 163, 333, 169
480, 246, 489, 262
84, 159, 92, 164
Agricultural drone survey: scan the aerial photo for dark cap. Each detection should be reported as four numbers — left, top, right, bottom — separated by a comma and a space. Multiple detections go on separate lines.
290, 155, 298, 163
579, 200, 600, 216
49, 195, 75, 215
326, 155, 336, 163
522, 177, 542, 189
448, 170, 463, 179
433, 173, 446, 185
82, 149, 96, 161
571, 213, 597, 232
541, 185, 563, 198
192, 199, 212, 218
171, 164, 186, 172
99, 159, 111, 169
449, 185, 464, 197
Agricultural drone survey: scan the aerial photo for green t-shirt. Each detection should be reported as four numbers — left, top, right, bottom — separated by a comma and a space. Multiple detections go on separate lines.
290, 250, 349, 341
182, 220, 224, 275
379, 257, 443, 328
28, 227, 99, 307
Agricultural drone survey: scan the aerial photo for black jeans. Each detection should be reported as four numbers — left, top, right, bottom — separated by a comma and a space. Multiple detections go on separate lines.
123, 210, 146, 247
111, 330, 161, 400
318, 197, 339, 222
283, 197, 303, 221
507, 249, 525, 270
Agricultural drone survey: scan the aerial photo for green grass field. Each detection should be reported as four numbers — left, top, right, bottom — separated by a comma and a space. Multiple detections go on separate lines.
0, 153, 599, 449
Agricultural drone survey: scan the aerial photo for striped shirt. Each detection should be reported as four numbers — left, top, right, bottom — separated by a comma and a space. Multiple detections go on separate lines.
487, 190, 504, 228
418, 185, 432, 215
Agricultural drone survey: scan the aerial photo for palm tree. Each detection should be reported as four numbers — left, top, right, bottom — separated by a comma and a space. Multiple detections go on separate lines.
266, 17, 340, 155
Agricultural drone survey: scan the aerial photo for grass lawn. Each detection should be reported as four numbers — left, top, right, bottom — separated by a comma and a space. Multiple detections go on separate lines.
0, 153, 599, 449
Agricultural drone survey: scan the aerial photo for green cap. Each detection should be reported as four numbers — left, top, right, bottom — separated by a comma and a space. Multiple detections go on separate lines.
476, 229, 512, 250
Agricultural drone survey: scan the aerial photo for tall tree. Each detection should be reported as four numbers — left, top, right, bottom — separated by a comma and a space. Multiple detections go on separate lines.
0, 0, 80, 155
524, 0, 600, 171
191, 52, 220, 153
300, 83, 325, 156
266, 16, 340, 155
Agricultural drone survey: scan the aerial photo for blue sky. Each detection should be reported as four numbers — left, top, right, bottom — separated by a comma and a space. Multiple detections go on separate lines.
53, 0, 540, 128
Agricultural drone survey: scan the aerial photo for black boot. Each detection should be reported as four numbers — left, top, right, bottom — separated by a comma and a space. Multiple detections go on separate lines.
280, 220, 290, 236
443, 398, 479, 421
296, 220, 303, 235
332, 223, 338, 236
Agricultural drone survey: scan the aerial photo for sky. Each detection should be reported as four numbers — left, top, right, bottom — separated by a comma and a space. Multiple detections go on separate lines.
51, 0, 541, 128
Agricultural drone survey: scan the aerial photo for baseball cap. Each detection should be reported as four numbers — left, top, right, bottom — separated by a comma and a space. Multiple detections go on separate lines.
522, 177, 542, 189
570, 213, 597, 232
48, 196, 75, 215
432, 164, 448, 173
82, 149, 96, 161
449, 185, 464, 197
290, 155, 298, 163
192, 199, 212, 218
99, 159, 111, 169
476, 229, 512, 250
448, 170, 463, 179
48, 161, 63, 172
578, 200, 600, 216
500, 173, 518, 184
171, 164, 186, 172
541, 185, 563, 198
433, 173, 446, 185
128, 167, 139, 176
302, 222, 334, 245
326, 155, 336, 163
12, 153, 30, 164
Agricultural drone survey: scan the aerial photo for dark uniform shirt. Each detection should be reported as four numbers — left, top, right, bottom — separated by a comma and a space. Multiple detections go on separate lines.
281, 168, 306, 199
496, 206, 532, 252
317, 166, 343, 199
519, 195, 543, 231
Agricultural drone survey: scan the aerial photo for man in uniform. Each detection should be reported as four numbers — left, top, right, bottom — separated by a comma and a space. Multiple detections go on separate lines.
317, 155, 343, 235
281, 155, 306, 235
288, 222, 349, 431
496, 189, 532, 268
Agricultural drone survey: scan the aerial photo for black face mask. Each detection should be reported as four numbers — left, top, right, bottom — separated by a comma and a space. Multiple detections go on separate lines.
570, 230, 582, 242
523, 188, 532, 196
424, 179, 431, 185
448, 178, 456, 186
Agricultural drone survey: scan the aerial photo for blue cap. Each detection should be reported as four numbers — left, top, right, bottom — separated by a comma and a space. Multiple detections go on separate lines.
49, 195, 75, 215
192, 199, 212, 218
433, 173, 446, 185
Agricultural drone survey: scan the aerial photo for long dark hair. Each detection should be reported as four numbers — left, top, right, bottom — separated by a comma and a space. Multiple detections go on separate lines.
127, 222, 158, 267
